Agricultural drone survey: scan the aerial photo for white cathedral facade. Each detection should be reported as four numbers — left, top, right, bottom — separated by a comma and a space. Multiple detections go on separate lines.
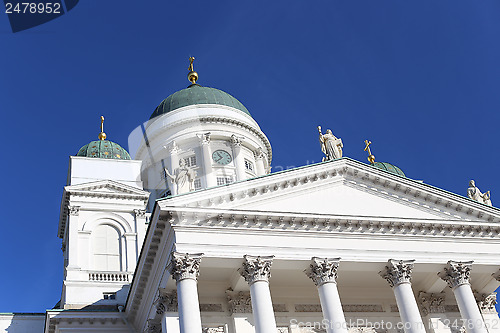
1, 62, 499, 333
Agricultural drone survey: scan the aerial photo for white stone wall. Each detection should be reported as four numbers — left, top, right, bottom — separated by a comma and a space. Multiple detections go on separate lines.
0, 314, 44, 333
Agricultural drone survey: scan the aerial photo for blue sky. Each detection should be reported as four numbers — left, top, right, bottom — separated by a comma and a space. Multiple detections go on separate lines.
1, 1, 499, 314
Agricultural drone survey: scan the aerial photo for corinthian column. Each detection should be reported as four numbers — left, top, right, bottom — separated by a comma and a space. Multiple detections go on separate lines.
239, 255, 277, 333
170, 252, 203, 333
438, 261, 487, 333
379, 259, 426, 333
305, 257, 347, 333
231, 135, 247, 181
199, 133, 216, 188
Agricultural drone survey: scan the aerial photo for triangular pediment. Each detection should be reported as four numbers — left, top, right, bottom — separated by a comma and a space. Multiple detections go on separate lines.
65, 179, 149, 197
159, 158, 500, 223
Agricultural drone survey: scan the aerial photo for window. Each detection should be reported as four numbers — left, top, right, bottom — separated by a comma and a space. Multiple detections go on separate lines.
216, 176, 233, 186
185, 155, 197, 167
244, 159, 254, 172
194, 179, 201, 190
92, 224, 121, 271
103, 292, 116, 300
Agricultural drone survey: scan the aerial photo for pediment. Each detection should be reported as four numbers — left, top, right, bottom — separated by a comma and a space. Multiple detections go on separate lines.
65, 179, 149, 198
160, 158, 500, 223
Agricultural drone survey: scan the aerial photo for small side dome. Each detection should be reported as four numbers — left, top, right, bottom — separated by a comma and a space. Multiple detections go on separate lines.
372, 161, 406, 177
150, 85, 251, 120
77, 140, 131, 160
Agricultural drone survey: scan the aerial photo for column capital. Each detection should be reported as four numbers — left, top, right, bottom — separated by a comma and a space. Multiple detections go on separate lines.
254, 147, 266, 160
198, 132, 211, 145
438, 260, 473, 289
145, 319, 162, 333
418, 292, 445, 316
473, 291, 497, 314
304, 257, 341, 287
169, 252, 204, 282
230, 134, 243, 147
134, 209, 146, 218
168, 141, 179, 154
239, 255, 274, 284
155, 289, 178, 314
379, 259, 415, 288
68, 206, 80, 216
226, 290, 252, 314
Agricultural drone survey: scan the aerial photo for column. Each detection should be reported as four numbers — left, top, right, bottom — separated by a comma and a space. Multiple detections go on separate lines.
155, 290, 179, 333
418, 292, 452, 333
199, 133, 216, 188
124, 232, 137, 272
239, 255, 277, 333
231, 135, 247, 181
304, 257, 347, 333
254, 148, 267, 176
438, 261, 487, 333
170, 252, 204, 333
66, 206, 80, 269
379, 259, 426, 333
474, 291, 499, 333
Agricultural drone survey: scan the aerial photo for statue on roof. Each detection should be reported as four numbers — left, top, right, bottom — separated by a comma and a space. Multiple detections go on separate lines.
318, 126, 343, 161
467, 180, 492, 206
165, 159, 197, 195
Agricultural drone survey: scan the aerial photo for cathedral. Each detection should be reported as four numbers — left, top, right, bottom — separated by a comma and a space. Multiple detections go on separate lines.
1, 59, 499, 333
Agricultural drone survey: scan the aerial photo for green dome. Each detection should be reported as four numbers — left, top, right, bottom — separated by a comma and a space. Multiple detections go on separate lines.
76, 140, 131, 160
150, 85, 251, 119
372, 161, 406, 177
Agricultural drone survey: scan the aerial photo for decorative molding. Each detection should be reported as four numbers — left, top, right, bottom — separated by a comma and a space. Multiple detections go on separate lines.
240, 255, 274, 284
134, 209, 146, 218
438, 261, 473, 289
254, 147, 266, 160
230, 134, 243, 147
390, 305, 399, 312
200, 304, 223, 312
155, 289, 177, 314
295, 304, 322, 312
304, 257, 341, 287
68, 206, 80, 216
444, 305, 460, 312
418, 292, 445, 316
379, 259, 415, 288
273, 304, 288, 312
144, 319, 161, 333
202, 326, 225, 333
226, 290, 252, 313
343, 304, 383, 312
473, 291, 497, 314
199, 132, 211, 145
169, 252, 203, 282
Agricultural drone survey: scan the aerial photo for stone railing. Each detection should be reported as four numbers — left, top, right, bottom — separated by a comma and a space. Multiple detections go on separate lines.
88, 271, 131, 282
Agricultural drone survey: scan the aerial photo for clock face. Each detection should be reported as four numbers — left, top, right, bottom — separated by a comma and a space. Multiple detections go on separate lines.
212, 150, 232, 165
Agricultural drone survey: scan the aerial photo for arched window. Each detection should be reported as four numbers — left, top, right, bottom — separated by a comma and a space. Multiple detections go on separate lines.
92, 224, 121, 271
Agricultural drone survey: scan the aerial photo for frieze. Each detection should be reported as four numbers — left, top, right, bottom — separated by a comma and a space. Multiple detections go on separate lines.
273, 304, 288, 312
200, 304, 223, 312
418, 292, 445, 316
202, 326, 225, 333
226, 290, 252, 313
343, 304, 384, 312
295, 304, 322, 312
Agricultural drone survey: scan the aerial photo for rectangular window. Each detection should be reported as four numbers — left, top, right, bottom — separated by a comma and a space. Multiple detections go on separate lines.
216, 176, 233, 186
244, 159, 254, 172
194, 179, 201, 190
103, 292, 116, 300
185, 155, 197, 167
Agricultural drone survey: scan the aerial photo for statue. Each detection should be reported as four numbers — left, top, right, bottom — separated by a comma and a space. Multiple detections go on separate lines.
318, 126, 343, 161
467, 180, 492, 206
164, 159, 197, 195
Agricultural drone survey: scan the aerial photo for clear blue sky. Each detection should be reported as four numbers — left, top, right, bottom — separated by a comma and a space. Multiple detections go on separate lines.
1, 1, 499, 313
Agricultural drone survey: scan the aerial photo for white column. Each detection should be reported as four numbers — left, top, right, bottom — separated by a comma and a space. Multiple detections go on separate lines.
418, 292, 452, 333
305, 257, 347, 333
379, 259, 426, 333
170, 252, 204, 333
134, 209, 147, 259
199, 133, 216, 188
231, 135, 247, 181
124, 232, 137, 272
438, 261, 487, 333
156, 290, 179, 333
239, 255, 277, 333
254, 148, 266, 176
66, 206, 80, 269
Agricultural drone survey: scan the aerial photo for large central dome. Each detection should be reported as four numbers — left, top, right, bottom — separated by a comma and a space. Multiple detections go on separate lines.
150, 84, 251, 120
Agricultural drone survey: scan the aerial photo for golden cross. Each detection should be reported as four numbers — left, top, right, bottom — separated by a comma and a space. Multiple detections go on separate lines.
188, 57, 195, 71
100, 116, 105, 133
364, 140, 375, 164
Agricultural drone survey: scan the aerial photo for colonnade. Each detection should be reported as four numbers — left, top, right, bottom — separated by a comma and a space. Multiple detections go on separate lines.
152, 254, 499, 333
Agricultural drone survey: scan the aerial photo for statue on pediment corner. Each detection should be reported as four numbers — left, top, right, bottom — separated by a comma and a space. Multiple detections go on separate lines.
467, 180, 492, 206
